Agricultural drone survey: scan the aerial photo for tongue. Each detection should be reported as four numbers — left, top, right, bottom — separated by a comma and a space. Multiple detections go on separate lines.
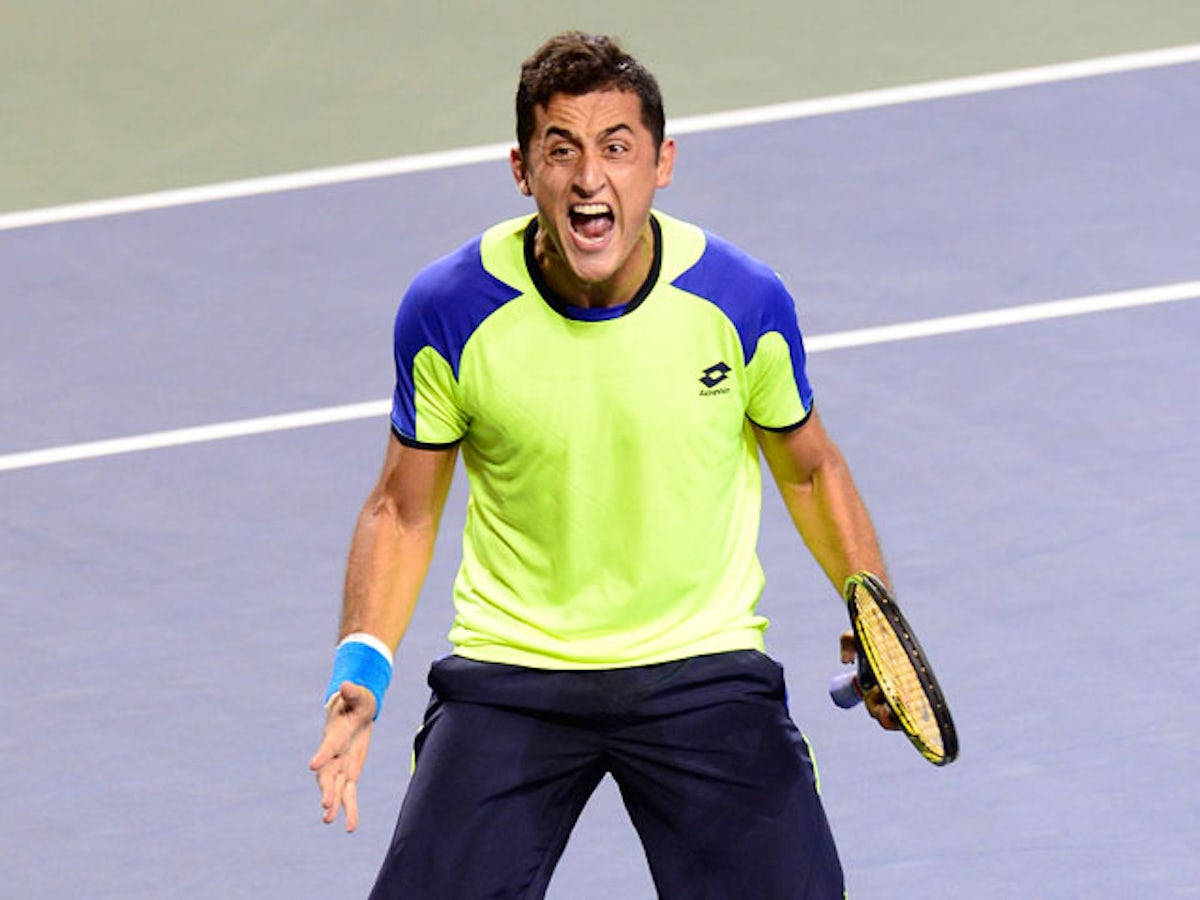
574, 214, 613, 240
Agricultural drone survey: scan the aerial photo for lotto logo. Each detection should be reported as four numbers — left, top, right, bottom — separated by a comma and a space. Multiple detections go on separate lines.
699, 361, 730, 388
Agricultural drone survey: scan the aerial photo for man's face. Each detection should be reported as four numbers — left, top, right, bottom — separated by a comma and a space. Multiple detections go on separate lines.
511, 88, 675, 297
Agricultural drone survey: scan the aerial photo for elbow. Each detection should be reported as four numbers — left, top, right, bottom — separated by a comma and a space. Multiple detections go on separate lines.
363, 488, 438, 539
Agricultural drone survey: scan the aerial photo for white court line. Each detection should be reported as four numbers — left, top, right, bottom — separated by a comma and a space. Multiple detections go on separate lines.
2, 43, 1199, 232
2, 280, 1196, 473
803, 280, 1200, 351
0, 400, 390, 473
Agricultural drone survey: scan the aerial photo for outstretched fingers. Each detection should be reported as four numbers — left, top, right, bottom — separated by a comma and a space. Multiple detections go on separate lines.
343, 778, 359, 832
309, 684, 374, 830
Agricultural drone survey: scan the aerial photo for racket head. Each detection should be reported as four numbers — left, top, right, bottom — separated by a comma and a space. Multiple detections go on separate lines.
846, 573, 958, 766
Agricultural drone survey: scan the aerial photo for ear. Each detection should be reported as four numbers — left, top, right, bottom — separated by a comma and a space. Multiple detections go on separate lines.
655, 137, 677, 189
510, 147, 531, 196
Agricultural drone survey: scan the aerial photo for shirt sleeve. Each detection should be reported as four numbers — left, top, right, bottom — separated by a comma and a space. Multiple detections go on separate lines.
390, 285, 470, 447
744, 274, 814, 431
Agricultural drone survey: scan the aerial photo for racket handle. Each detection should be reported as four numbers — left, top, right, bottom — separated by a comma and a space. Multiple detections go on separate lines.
829, 670, 864, 709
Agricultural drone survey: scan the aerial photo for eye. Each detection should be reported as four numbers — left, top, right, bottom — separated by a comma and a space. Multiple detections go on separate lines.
605, 142, 629, 157
547, 144, 576, 161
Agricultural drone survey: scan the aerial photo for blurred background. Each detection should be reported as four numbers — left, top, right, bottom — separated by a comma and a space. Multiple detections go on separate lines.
5, 1, 1200, 210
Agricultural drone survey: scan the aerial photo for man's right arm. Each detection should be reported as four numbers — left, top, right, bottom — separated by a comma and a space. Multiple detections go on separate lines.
309, 431, 458, 831
338, 432, 458, 649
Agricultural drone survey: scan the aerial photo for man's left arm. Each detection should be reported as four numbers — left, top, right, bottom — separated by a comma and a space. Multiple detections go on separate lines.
755, 409, 899, 730
755, 409, 884, 588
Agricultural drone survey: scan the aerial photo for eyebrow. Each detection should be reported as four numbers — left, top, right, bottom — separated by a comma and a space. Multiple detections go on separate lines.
543, 123, 634, 143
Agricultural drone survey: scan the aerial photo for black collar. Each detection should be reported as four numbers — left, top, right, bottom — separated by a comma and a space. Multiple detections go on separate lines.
523, 215, 662, 321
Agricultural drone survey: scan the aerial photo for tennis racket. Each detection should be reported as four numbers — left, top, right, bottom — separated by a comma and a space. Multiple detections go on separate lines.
828, 572, 958, 766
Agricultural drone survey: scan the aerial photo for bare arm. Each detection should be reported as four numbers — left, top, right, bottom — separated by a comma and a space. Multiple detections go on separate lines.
339, 433, 458, 649
309, 432, 458, 830
755, 410, 898, 730
754, 409, 885, 591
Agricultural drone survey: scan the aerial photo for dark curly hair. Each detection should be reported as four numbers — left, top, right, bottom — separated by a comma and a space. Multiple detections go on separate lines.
515, 32, 665, 156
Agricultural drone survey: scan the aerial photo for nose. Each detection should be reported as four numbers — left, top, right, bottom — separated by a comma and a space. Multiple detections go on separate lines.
573, 149, 604, 196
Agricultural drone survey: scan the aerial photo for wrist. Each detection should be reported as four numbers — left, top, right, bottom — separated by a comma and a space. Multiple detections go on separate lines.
324, 632, 394, 719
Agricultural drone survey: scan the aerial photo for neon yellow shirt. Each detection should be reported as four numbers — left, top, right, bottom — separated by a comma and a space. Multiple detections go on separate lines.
390, 211, 813, 668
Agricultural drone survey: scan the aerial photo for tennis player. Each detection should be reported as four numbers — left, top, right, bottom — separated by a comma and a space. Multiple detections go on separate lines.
310, 31, 898, 899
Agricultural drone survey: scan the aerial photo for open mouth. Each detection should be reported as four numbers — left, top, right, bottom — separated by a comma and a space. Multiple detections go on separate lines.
568, 203, 615, 244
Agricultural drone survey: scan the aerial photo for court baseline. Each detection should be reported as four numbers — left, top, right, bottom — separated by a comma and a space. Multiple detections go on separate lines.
2, 42, 1198, 232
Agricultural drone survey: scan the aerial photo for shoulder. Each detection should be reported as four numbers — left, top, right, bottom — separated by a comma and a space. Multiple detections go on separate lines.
394, 217, 530, 373
658, 211, 799, 362
666, 216, 790, 309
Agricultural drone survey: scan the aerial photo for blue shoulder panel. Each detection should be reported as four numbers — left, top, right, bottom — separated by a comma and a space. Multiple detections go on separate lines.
392, 236, 523, 437
670, 231, 811, 398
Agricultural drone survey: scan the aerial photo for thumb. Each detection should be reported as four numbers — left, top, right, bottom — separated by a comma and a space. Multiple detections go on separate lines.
309, 728, 342, 771
339, 681, 378, 720
308, 685, 368, 771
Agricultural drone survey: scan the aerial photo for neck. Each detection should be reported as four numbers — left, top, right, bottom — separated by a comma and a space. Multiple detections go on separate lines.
534, 221, 655, 308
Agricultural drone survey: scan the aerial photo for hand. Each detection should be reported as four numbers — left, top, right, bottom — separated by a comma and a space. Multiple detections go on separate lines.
839, 631, 901, 732
308, 682, 377, 831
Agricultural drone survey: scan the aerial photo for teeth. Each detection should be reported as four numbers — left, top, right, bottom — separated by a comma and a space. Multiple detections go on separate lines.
571, 203, 611, 215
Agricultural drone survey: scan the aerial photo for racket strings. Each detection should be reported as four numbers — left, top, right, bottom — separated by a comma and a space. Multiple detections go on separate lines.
856, 597, 944, 758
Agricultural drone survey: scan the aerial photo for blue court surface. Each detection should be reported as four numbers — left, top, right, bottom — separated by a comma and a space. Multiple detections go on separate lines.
3, 58, 1199, 898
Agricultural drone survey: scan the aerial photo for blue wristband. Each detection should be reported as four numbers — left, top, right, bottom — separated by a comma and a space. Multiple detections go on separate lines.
324, 635, 393, 720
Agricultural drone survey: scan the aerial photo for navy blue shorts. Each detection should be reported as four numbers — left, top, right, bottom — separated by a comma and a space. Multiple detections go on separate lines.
369, 650, 844, 899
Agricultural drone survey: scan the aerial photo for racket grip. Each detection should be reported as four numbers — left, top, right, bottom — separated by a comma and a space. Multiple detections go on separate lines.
829, 670, 863, 709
